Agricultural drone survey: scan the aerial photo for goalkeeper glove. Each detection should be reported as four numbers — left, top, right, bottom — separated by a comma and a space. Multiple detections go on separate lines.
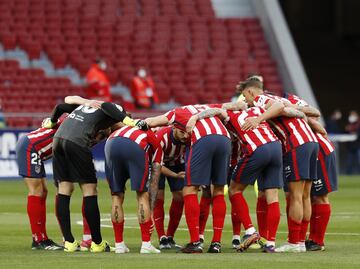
135, 120, 149, 131
42, 118, 56, 129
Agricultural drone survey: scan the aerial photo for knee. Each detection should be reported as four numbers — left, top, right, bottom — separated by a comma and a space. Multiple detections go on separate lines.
172, 191, 183, 201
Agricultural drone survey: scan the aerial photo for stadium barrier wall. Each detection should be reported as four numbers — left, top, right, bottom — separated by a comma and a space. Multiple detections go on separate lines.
0, 129, 106, 179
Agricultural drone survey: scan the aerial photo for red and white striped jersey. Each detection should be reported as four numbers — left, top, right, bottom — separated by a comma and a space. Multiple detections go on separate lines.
284, 94, 335, 156
154, 126, 186, 166
226, 107, 279, 156
253, 94, 318, 152
26, 118, 65, 160
316, 133, 335, 156
108, 126, 163, 163
165, 104, 230, 145
26, 127, 58, 161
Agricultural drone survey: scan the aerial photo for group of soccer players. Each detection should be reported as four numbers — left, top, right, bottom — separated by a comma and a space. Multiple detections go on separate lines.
16, 75, 337, 254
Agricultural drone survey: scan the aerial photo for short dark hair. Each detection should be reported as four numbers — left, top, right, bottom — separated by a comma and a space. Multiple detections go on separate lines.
236, 79, 263, 93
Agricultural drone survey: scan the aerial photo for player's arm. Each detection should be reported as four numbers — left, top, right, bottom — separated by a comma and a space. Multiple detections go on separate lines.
161, 166, 185, 179
147, 131, 163, 211
242, 100, 284, 131
221, 100, 248, 111
283, 101, 321, 118
145, 115, 169, 128
307, 117, 327, 136
64, 95, 103, 109
281, 107, 307, 119
186, 108, 228, 133
42, 103, 80, 128
101, 102, 148, 130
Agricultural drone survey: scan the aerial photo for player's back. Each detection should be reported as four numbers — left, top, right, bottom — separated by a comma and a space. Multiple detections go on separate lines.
55, 105, 117, 148
227, 107, 278, 156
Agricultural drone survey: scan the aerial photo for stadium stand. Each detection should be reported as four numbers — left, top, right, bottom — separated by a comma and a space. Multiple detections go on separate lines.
0, 0, 283, 127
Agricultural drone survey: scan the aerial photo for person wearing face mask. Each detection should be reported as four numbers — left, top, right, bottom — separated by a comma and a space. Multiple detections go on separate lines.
85, 59, 112, 102
131, 68, 159, 109
345, 110, 360, 174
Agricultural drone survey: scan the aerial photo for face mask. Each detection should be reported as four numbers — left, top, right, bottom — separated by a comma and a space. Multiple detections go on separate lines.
138, 70, 146, 78
99, 62, 107, 70
348, 115, 358, 123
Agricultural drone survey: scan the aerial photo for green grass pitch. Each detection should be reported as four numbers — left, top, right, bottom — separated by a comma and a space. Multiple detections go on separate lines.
0, 175, 359, 269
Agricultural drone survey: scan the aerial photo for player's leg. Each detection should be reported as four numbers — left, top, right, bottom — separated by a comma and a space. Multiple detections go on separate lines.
111, 193, 129, 253
24, 177, 46, 247
308, 150, 337, 251
80, 197, 92, 249
199, 186, 211, 245
57, 181, 77, 251
167, 190, 184, 248
181, 138, 212, 253
166, 166, 185, 248
125, 139, 160, 254
256, 190, 268, 242
105, 137, 129, 253
228, 166, 242, 248
153, 184, 167, 248
207, 135, 231, 253
137, 191, 160, 254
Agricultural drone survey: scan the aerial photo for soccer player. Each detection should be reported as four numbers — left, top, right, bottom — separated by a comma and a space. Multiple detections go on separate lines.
146, 104, 232, 253
285, 93, 337, 251
15, 97, 103, 250
105, 124, 163, 254
186, 104, 285, 253
153, 126, 187, 249
48, 96, 148, 253
238, 80, 319, 252
16, 118, 64, 250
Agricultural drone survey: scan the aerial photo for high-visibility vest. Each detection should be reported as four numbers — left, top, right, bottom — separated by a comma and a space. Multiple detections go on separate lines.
131, 76, 157, 108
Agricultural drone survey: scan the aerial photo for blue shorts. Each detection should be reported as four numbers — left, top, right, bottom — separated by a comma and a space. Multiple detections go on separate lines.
185, 135, 231, 186
283, 142, 319, 183
16, 136, 46, 178
232, 141, 283, 190
227, 165, 236, 186
159, 164, 185, 192
312, 151, 338, 196
105, 137, 150, 193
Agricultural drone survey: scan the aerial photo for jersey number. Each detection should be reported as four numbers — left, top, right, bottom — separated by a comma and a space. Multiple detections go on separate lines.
31, 153, 42, 165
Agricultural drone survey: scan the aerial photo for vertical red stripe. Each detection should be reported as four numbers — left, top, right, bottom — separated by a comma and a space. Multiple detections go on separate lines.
235, 157, 249, 183
26, 143, 32, 177
186, 148, 193, 185
140, 151, 150, 192
291, 149, 301, 180
319, 152, 332, 192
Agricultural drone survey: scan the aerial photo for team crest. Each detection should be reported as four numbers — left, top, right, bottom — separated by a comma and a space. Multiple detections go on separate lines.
35, 165, 41, 174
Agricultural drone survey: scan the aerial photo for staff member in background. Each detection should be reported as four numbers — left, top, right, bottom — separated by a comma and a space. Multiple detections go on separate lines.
131, 68, 159, 109
85, 59, 112, 102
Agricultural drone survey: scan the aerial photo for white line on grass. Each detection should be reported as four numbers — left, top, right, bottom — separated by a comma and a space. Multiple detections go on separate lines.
74, 219, 360, 236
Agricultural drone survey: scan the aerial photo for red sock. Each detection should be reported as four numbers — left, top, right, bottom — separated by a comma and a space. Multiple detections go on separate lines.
82, 198, 91, 237
153, 199, 165, 239
211, 195, 226, 243
166, 199, 183, 237
184, 194, 200, 243
139, 219, 153, 242
199, 196, 211, 235
288, 217, 301, 244
256, 197, 268, 238
230, 192, 253, 229
112, 220, 124, 243
267, 202, 280, 242
27, 195, 43, 242
300, 220, 310, 242
309, 204, 317, 241
40, 196, 48, 240
231, 202, 241, 236
314, 204, 331, 245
